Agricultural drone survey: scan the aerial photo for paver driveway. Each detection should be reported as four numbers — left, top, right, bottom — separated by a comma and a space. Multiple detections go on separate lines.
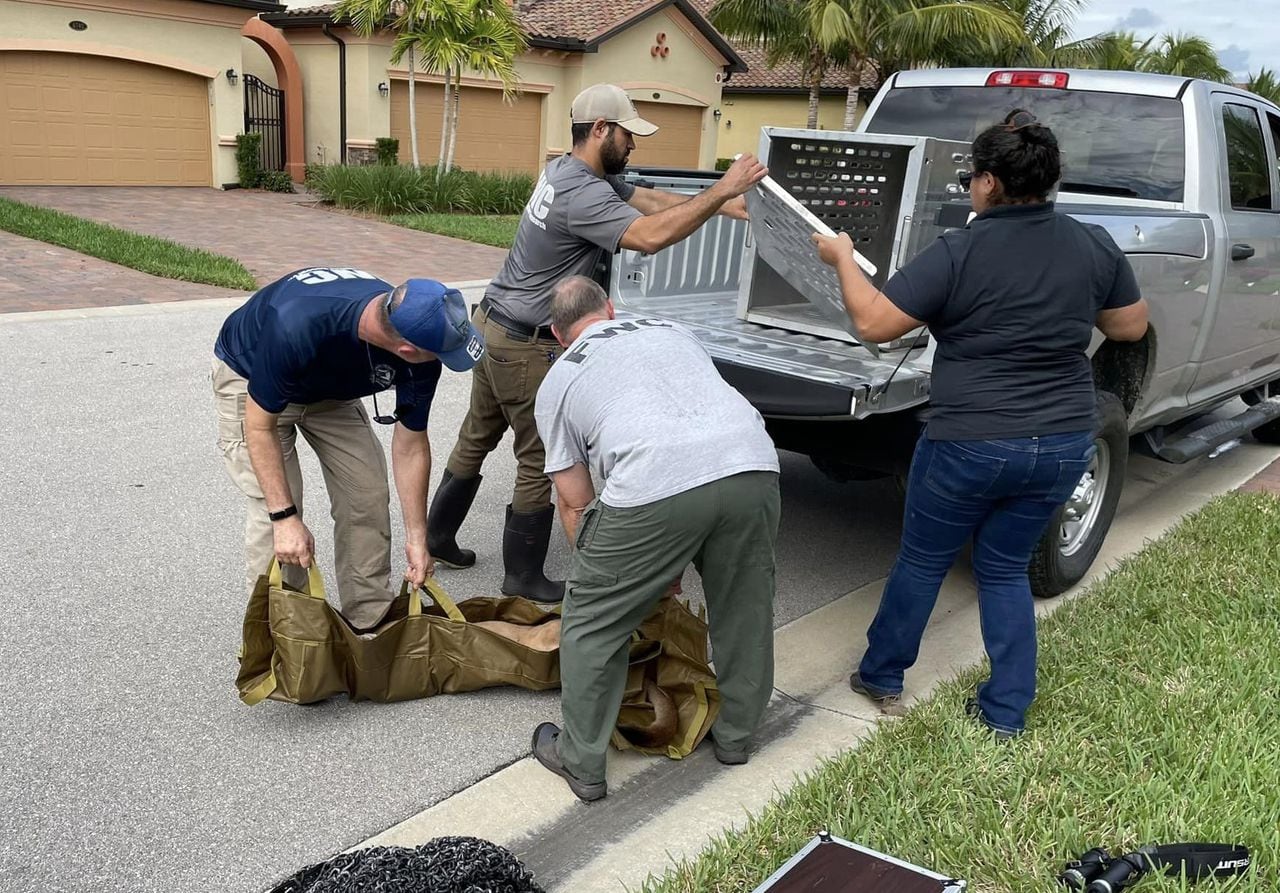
0, 186, 508, 312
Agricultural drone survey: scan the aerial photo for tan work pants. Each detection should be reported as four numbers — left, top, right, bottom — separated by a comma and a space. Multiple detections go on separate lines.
211, 358, 393, 629
446, 306, 562, 511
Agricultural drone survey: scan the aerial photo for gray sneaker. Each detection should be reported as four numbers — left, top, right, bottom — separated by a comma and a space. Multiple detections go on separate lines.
849, 671, 903, 710
531, 722, 607, 802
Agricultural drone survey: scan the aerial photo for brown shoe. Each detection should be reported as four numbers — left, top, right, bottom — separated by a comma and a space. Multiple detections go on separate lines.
849, 671, 904, 712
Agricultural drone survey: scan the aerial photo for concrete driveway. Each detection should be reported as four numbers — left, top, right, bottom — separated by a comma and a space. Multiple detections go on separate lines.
0, 186, 507, 313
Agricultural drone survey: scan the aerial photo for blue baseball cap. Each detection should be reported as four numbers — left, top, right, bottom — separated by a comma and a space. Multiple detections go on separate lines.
388, 279, 485, 371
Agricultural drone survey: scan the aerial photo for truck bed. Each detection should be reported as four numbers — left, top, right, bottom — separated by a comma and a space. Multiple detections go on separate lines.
613, 171, 932, 420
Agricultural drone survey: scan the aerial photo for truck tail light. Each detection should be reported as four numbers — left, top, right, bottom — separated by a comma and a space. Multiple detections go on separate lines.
986, 70, 1070, 89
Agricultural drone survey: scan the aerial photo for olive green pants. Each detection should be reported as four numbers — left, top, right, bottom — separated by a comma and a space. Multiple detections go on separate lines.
558, 471, 781, 783
446, 306, 562, 511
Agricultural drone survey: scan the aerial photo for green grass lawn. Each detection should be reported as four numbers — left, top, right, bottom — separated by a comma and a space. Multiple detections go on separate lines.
387, 213, 520, 249
0, 196, 257, 291
642, 491, 1280, 893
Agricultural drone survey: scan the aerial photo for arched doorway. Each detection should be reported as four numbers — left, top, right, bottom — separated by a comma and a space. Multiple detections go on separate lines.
241, 18, 306, 183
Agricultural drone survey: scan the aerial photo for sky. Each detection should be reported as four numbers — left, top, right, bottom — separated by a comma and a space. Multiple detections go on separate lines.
1070, 0, 1280, 79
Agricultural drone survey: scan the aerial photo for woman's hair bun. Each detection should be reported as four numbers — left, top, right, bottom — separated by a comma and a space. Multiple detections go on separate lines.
1004, 108, 1053, 146
1004, 109, 1038, 129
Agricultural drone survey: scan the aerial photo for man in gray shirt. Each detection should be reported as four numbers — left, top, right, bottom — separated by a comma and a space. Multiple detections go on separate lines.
426, 83, 768, 604
529, 275, 781, 802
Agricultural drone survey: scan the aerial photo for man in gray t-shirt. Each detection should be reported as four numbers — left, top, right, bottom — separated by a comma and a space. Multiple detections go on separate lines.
426, 83, 768, 607
528, 276, 781, 803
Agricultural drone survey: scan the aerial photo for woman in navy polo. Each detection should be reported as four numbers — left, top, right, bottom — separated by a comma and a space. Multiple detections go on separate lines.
812, 111, 1149, 737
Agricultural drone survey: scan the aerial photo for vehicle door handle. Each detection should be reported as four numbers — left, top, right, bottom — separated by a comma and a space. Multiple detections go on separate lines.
1231, 243, 1255, 261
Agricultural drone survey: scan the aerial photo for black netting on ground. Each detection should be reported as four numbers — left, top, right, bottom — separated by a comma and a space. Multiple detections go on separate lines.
268, 837, 546, 893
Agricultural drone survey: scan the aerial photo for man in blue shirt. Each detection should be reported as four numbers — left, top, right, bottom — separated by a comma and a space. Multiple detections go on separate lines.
212, 267, 484, 630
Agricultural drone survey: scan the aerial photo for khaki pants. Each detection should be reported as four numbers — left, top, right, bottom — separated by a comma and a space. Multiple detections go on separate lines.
446, 306, 562, 511
211, 358, 394, 630
557, 471, 782, 783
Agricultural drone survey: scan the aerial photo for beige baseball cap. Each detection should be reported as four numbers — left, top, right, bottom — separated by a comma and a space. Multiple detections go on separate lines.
570, 84, 659, 136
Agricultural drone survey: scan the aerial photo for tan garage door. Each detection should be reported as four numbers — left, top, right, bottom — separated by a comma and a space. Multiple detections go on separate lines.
629, 101, 703, 169
391, 82, 542, 173
0, 52, 212, 186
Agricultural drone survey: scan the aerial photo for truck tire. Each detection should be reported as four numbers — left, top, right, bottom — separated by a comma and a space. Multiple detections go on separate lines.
1028, 391, 1128, 598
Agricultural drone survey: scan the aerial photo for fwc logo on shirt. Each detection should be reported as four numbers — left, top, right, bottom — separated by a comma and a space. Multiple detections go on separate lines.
292, 268, 379, 285
563, 319, 672, 364
524, 173, 555, 231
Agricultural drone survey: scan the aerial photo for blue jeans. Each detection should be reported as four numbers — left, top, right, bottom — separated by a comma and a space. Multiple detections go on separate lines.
858, 431, 1095, 733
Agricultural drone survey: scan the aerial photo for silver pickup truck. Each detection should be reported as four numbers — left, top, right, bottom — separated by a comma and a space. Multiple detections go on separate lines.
612, 68, 1280, 596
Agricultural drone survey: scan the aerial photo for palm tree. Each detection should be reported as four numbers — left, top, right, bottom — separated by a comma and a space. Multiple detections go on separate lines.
836, 0, 1029, 129
336, 0, 526, 175
1085, 30, 1154, 71
711, 0, 1023, 131
1138, 33, 1232, 82
335, 0, 433, 166
445, 0, 526, 172
1246, 68, 1280, 106
708, 0, 836, 130
943, 0, 1118, 69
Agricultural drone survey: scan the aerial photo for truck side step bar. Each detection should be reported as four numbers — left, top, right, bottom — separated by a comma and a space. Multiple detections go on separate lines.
1143, 397, 1280, 463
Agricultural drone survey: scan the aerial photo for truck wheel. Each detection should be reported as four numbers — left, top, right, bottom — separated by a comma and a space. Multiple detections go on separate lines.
1028, 391, 1128, 598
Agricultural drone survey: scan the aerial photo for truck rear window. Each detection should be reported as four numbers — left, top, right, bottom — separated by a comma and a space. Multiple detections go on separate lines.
866, 86, 1186, 202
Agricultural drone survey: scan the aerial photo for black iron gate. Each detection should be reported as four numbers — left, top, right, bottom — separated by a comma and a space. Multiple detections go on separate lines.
244, 74, 285, 172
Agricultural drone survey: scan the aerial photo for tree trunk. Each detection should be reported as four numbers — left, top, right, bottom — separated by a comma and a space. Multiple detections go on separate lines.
407, 45, 420, 167
446, 68, 460, 172
843, 60, 861, 131
438, 64, 452, 179
807, 46, 823, 129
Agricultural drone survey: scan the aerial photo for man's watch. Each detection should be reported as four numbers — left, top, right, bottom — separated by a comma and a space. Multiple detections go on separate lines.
268, 505, 298, 522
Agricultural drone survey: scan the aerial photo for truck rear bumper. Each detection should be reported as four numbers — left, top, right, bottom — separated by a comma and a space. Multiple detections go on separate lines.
713, 358, 862, 418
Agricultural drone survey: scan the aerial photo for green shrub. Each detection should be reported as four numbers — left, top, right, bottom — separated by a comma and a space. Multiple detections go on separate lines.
313, 163, 435, 215
236, 133, 264, 188
304, 163, 328, 192
375, 138, 400, 166
257, 170, 295, 193
715, 157, 733, 171
430, 167, 475, 213
308, 164, 536, 215
490, 171, 536, 214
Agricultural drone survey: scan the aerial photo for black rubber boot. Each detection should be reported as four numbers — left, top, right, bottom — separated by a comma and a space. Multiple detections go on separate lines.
427, 470, 482, 569
501, 504, 565, 603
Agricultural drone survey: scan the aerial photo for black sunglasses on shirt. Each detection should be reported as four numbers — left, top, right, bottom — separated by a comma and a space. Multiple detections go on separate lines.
367, 341, 412, 425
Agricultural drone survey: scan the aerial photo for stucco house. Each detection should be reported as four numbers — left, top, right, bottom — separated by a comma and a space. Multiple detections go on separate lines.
0, 0, 878, 187
254, 0, 745, 175
0, 0, 293, 186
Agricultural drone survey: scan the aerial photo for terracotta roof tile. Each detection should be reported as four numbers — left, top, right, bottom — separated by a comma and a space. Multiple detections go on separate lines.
269, 2, 336, 15
517, 0, 661, 42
